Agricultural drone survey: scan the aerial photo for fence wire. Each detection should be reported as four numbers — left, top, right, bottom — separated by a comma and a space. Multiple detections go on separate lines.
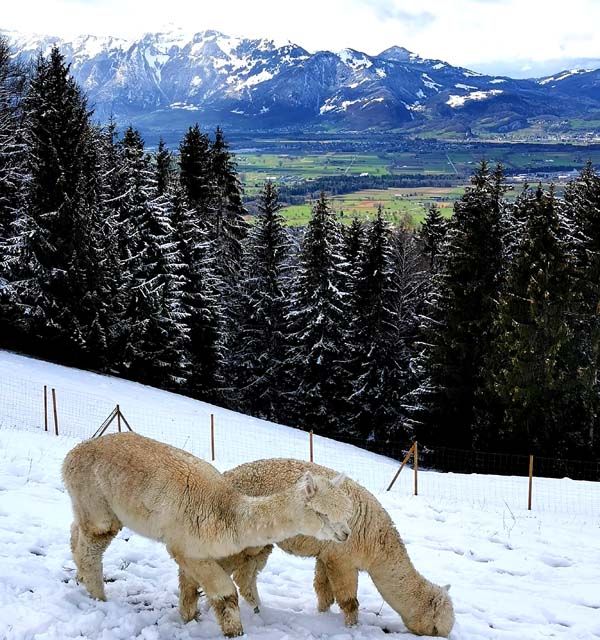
0, 367, 598, 518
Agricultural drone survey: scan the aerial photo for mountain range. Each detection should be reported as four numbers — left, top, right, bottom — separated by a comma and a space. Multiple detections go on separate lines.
3, 28, 600, 140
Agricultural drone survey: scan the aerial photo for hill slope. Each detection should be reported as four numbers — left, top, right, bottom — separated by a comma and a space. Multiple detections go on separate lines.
0, 351, 599, 638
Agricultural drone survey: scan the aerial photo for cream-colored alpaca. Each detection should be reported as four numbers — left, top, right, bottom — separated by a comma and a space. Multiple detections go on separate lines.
62, 434, 352, 638
218, 459, 454, 637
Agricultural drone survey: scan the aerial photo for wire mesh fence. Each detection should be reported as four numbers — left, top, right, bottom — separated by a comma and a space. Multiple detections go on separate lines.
0, 366, 598, 519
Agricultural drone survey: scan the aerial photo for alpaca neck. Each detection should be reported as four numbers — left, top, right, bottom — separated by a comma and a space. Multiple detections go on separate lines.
369, 526, 427, 620
235, 488, 304, 547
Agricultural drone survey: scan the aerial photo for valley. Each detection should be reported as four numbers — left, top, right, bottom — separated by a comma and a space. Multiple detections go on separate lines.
234, 135, 600, 225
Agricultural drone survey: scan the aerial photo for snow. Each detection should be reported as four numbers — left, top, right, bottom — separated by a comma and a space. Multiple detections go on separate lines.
421, 73, 441, 91
1, 350, 600, 640
454, 83, 477, 90
168, 102, 200, 111
489, 78, 506, 84
432, 63, 446, 70
446, 90, 503, 108
338, 49, 373, 69
238, 69, 274, 89
539, 68, 592, 85
143, 50, 169, 81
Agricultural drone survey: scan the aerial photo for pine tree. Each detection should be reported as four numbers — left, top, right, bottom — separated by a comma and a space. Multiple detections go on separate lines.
171, 188, 224, 401
179, 123, 214, 214
419, 204, 447, 272
118, 128, 187, 389
0, 36, 27, 345
211, 126, 248, 277
15, 47, 107, 363
228, 181, 290, 419
155, 137, 173, 197
285, 193, 349, 435
484, 186, 592, 455
408, 162, 506, 448
563, 164, 600, 455
346, 206, 406, 441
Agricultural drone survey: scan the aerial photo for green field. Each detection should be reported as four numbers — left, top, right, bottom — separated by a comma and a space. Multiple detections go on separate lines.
280, 187, 463, 226
237, 139, 599, 226
238, 145, 600, 194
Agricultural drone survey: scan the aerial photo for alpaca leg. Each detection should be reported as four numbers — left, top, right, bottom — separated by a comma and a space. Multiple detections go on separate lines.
325, 560, 359, 626
172, 553, 243, 638
70, 523, 83, 582
178, 567, 201, 623
73, 525, 118, 601
232, 545, 273, 612
314, 557, 335, 613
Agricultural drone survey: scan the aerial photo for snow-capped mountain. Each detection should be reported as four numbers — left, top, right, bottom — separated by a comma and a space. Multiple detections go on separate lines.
3, 28, 599, 136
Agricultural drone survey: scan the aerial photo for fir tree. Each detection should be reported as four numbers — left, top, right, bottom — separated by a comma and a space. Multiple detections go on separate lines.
419, 204, 447, 272
171, 188, 224, 401
155, 137, 174, 197
408, 162, 506, 448
179, 123, 213, 214
118, 128, 187, 389
285, 193, 349, 435
346, 206, 406, 441
563, 164, 600, 455
0, 36, 27, 345
211, 126, 248, 274
15, 47, 107, 362
484, 186, 592, 455
227, 181, 290, 419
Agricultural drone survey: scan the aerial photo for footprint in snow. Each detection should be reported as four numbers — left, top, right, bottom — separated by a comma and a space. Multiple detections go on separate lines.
539, 553, 573, 568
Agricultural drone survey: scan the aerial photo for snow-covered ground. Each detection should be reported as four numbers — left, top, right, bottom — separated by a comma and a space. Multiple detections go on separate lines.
0, 351, 599, 639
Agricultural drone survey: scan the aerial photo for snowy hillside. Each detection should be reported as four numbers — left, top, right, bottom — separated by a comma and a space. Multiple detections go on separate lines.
0, 350, 599, 639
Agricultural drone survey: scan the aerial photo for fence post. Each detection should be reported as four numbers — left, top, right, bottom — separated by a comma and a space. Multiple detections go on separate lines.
116, 404, 122, 432
51, 388, 59, 436
414, 441, 418, 496
386, 443, 415, 491
528, 455, 534, 510
210, 414, 215, 462
43, 385, 48, 432
309, 430, 314, 463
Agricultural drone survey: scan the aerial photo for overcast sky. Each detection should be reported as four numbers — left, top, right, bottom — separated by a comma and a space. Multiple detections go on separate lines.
3, 0, 599, 76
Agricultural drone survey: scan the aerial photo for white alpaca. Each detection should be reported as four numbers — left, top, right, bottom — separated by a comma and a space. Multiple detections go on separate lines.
217, 459, 455, 637
62, 433, 352, 637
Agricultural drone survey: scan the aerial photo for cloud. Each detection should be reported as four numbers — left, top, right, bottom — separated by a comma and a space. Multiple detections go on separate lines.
365, 2, 435, 28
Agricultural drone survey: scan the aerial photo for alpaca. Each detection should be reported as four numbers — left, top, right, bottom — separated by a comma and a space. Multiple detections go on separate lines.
217, 459, 455, 637
62, 434, 353, 637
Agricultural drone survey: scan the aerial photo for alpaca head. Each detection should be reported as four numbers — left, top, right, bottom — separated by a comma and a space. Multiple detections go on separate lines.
295, 471, 352, 542
404, 583, 454, 637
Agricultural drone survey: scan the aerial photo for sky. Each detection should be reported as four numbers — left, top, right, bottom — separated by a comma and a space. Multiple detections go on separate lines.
2, 0, 600, 77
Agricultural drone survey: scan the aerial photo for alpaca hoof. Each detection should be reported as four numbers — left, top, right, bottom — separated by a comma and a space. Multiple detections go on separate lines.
317, 601, 333, 613
180, 606, 199, 624
341, 598, 359, 627
253, 606, 260, 614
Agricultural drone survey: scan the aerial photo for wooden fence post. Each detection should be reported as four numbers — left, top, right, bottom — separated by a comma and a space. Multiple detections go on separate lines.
309, 430, 314, 463
528, 455, 534, 510
51, 388, 59, 436
386, 443, 415, 491
210, 414, 215, 461
116, 404, 122, 432
414, 441, 418, 496
43, 385, 48, 432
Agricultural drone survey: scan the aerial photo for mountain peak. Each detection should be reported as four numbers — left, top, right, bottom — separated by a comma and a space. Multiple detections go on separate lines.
378, 46, 415, 62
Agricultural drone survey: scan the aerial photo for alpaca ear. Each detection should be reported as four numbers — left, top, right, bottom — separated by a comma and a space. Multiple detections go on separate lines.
299, 471, 317, 499
443, 584, 451, 592
331, 473, 346, 488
